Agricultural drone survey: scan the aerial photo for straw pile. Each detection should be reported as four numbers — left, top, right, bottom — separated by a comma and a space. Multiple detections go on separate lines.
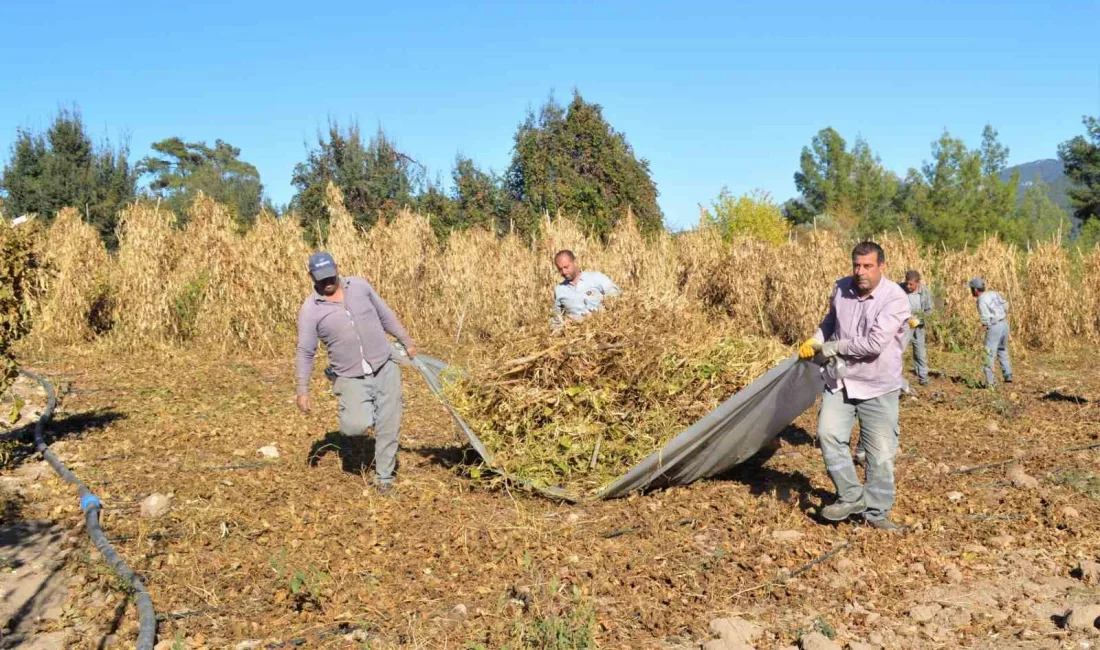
442, 297, 791, 495
111, 201, 179, 346
0, 220, 43, 393
34, 208, 112, 343
1021, 238, 1074, 350
1081, 245, 1100, 342
763, 230, 849, 344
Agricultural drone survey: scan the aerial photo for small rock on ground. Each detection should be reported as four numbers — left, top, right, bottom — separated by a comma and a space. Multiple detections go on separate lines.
708, 617, 762, 645
800, 631, 841, 650
908, 603, 942, 623
1064, 605, 1100, 632
140, 493, 172, 519
257, 445, 280, 459
1006, 465, 1039, 490
1077, 560, 1100, 585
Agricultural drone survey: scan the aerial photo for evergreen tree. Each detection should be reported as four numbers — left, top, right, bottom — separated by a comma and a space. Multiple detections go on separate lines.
0, 108, 135, 244
138, 138, 267, 226
1057, 115, 1100, 225
291, 122, 423, 235
505, 91, 662, 238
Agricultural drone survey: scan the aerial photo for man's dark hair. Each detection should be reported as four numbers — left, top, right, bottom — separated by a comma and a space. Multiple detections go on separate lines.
851, 241, 885, 264
554, 249, 576, 262
904, 270, 921, 282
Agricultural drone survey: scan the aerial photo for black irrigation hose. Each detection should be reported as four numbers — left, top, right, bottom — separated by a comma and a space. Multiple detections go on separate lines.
18, 368, 157, 649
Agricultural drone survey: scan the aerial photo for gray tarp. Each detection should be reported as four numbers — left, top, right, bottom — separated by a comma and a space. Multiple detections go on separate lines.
402, 346, 824, 502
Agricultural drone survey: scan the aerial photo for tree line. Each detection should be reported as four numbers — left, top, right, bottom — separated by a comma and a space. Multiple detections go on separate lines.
1, 98, 1098, 248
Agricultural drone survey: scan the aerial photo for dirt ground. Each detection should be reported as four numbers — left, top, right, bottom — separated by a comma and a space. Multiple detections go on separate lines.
3, 343, 1100, 649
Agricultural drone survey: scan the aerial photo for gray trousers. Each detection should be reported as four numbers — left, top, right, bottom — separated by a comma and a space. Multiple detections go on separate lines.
901, 327, 929, 382
332, 361, 402, 483
818, 388, 900, 522
983, 320, 1012, 385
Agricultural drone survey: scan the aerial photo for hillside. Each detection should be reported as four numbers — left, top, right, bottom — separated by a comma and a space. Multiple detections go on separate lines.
1001, 158, 1072, 209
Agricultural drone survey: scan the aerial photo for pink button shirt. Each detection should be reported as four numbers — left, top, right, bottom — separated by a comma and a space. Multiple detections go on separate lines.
813, 276, 911, 400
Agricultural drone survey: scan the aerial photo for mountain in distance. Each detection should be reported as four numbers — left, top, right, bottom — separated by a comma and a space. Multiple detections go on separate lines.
1000, 158, 1071, 210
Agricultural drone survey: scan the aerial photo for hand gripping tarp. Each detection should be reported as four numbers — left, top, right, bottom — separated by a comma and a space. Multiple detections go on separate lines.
399, 346, 824, 502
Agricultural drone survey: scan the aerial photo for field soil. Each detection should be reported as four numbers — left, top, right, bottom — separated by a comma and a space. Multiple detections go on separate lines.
3, 344, 1100, 649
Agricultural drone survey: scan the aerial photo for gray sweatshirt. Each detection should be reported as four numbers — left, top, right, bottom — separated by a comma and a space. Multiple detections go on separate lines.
295, 276, 414, 396
976, 290, 1009, 327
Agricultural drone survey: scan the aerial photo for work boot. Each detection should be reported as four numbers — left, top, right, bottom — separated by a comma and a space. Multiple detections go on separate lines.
1004, 377, 1014, 384
865, 517, 903, 532
373, 477, 397, 497
918, 377, 929, 386
821, 498, 867, 522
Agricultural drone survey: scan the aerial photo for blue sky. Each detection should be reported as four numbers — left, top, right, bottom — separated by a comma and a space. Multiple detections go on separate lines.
1, 0, 1097, 229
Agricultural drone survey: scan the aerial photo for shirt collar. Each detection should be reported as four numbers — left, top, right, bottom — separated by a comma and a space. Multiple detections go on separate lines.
845, 276, 884, 301
561, 271, 585, 287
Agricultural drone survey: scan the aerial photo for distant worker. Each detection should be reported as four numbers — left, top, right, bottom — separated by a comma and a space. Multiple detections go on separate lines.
551, 250, 621, 329
294, 252, 417, 495
798, 241, 911, 531
901, 270, 932, 386
969, 278, 1013, 388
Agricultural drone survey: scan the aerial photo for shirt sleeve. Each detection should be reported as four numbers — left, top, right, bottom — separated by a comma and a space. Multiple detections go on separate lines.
838, 292, 911, 359
599, 272, 622, 297
295, 304, 319, 396
551, 288, 566, 329
813, 285, 838, 342
365, 283, 414, 348
921, 286, 933, 315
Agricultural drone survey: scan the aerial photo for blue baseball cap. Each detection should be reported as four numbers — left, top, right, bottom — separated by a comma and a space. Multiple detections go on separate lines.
308, 252, 338, 281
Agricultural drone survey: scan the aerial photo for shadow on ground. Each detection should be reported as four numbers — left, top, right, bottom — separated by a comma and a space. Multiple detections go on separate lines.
307, 431, 378, 475
0, 520, 67, 649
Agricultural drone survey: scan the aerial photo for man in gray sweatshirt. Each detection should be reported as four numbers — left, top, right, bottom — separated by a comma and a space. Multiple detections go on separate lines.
969, 278, 1013, 388
295, 252, 417, 493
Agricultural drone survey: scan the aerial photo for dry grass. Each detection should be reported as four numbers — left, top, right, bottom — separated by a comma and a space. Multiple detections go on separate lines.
13, 192, 1096, 357
34, 208, 111, 344
0, 219, 43, 392
110, 201, 178, 346
1021, 238, 1074, 350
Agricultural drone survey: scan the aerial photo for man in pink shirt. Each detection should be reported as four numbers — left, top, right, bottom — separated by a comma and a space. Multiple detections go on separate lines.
798, 241, 911, 531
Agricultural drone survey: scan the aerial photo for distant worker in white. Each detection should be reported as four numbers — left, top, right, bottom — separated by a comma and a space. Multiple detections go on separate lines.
969, 278, 1013, 388
551, 250, 621, 329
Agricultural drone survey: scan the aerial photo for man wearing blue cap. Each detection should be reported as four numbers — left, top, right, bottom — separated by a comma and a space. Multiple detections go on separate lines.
295, 252, 417, 494
969, 278, 1013, 388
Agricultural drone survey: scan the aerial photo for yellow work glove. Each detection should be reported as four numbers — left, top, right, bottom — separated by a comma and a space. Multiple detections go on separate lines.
798, 338, 822, 360
908, 317, 920, 328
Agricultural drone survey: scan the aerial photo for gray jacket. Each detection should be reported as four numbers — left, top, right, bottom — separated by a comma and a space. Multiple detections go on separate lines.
976, 290, 1009, 327
295, 276, 413, 396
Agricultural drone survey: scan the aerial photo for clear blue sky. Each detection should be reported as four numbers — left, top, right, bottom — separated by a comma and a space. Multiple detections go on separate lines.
1, 0, 1097, 229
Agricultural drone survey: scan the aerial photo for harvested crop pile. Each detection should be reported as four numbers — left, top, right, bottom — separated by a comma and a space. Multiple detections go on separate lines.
443, 297, 791, 495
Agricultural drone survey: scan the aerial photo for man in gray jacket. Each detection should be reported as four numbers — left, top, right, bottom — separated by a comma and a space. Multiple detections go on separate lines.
969, 278, 1013, 388
901, 270, 932, 386
295, 252, 417, 493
